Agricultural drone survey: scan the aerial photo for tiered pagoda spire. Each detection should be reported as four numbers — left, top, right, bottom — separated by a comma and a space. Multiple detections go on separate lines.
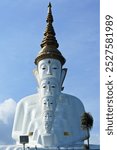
35, 2, 66, 66
40, 2, 59, 48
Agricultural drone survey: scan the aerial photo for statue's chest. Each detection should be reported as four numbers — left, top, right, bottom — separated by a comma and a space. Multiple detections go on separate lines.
26, 103, 41, 120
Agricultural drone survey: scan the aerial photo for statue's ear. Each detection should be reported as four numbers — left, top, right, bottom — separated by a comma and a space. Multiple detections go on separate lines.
60, 68, 67, 91
33, 68, 40, 85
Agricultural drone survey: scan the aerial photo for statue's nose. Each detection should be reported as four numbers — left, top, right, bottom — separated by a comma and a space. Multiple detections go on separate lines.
46, 85, 52, 94
46, 116, 49, 119
47, 102, 50, 107
47, 66, 52, 75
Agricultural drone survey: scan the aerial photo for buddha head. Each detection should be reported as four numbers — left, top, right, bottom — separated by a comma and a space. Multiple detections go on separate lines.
40, 78, 60, 97
42, 96, 57, 111
42, 111, 54, 134
37, 59, 61, 82
40, 78, 60, 113
34, 58, 67, 91
34, 3, 67, 92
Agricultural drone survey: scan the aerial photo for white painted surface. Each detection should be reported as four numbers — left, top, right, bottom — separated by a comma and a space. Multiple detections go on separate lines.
12, 93, 87, 146
3, 58, 88, 149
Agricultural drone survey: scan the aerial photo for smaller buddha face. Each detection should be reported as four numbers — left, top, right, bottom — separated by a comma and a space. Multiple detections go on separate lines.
38, 59, 61, 82
43, 111, 53, 122
42, 97, 56, 111
44, 122, 52, 133
42, 111, 54, 133
40, 79, 60, 97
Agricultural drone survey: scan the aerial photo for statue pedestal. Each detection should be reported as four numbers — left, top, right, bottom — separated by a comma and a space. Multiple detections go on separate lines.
41, 134, 57, 147
0, 144, 100, 149
0, 144, 84, 150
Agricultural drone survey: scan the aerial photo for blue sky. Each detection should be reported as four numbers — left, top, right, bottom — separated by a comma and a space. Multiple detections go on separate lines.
0, 0, 99, 145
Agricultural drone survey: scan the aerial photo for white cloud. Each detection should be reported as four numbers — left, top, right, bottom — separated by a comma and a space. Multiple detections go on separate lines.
0, 99, 17, 144
0, 98, 16, 124
90, 133, 100, 145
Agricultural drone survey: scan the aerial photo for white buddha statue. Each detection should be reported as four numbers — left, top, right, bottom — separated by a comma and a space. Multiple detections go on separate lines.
12, 3, 88, 148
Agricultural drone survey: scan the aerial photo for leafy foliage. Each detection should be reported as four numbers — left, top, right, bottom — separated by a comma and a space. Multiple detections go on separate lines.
81, 112, 94, 149
81, 112, 93, 130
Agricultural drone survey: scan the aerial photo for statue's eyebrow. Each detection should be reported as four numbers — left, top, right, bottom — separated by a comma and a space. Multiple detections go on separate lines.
40, 63, 46, 67
41, 82, 47, 86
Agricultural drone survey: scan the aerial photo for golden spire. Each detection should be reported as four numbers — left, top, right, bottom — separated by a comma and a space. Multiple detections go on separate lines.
40, 2, 59, 48
35, 3, 66, 66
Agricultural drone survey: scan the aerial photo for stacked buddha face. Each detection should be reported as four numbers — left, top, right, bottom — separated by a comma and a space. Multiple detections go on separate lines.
33, 2, 67, 135
35, 58, 66, 134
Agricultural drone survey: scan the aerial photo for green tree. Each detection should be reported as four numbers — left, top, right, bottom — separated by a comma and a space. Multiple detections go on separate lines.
81, 112, 94, 149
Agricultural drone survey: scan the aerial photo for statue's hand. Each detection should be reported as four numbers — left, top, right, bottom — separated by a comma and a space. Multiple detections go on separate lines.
32, 128, 40, 142
27, 118, 40, 139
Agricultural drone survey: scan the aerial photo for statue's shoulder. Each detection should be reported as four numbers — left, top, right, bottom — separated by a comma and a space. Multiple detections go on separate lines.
60, 93, 85, 113
18, 93, 39, 106
60, 93, 84, 106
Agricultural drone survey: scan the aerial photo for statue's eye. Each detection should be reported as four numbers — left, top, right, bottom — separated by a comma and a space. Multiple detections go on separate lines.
41, 65, 46, 70
50, 103, 53, 104
43, 85, 46, 88
44, 103, 46, 105
42, 67, 46, 70
51, 85, 55, 88
53, 67, 57, 69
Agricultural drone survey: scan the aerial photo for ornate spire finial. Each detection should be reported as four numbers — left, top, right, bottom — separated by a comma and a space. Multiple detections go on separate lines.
35, 3, 66, 66
48, 2, 52, 11
48, 2, 51, 7
47, 2, 53, 23
40, 2, 59, 48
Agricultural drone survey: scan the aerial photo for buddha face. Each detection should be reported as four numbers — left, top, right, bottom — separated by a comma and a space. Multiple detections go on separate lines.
42, 97, 56, 111
42, 111, 54, 133
38, 59, 62, 82
40, 79, 60, 97
43, 111, 53, 122
44, 122, 52, 134
34, 58, 67, 91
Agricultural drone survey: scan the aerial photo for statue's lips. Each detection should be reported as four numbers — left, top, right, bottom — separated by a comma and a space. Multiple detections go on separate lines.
41, 76, 59, 79
40, 94, 60, 98
44, 119, 54, 123
40, 76, 60, 83
43, 107, 56, 112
